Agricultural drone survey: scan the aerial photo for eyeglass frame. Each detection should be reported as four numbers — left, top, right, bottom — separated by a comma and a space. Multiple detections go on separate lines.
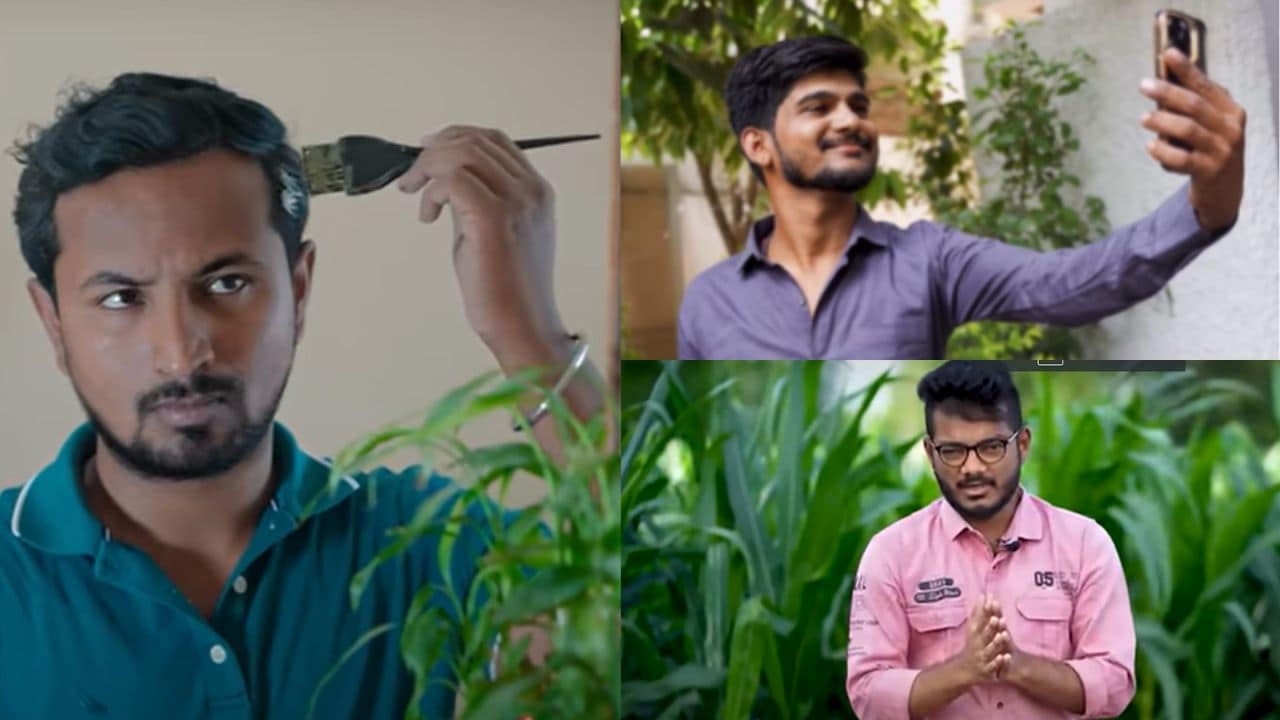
925, 427, 1026, 468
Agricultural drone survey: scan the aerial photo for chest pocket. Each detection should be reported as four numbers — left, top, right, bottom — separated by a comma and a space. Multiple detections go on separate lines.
1016, 595, 1074, 657
905, 603, 967, 660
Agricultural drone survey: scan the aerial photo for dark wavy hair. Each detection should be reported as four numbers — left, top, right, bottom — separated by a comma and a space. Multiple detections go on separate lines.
724, 35, 869, 181
917, 361, 1023, 437
10, 72, 308, 300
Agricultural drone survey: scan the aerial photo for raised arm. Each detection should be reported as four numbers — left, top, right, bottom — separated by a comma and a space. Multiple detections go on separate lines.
938, 44, 1244, 334
935, 183, 1225, 330
395, 125, 604, 458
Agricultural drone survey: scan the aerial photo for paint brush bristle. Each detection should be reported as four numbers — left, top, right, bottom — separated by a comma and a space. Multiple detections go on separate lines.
300, 133, 600, 197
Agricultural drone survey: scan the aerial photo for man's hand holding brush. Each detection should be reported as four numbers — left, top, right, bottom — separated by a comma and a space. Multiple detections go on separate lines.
396, 125, 561, 357
395, 125, 604, 451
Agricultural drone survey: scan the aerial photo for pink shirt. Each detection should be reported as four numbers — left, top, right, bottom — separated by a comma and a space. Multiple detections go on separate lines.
846, 490, 1136, 719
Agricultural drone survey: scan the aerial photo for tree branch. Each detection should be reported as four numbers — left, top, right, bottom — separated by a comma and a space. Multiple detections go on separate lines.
694, 152, 738, 255
735, 171, 760, 246
728, 171, 742, 228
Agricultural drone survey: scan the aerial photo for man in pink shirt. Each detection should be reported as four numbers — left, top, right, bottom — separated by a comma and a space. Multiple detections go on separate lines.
846, 361, 1136, 719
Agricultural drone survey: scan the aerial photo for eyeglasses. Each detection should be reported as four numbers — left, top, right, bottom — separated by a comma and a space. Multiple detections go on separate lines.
928, 428, 1023, 468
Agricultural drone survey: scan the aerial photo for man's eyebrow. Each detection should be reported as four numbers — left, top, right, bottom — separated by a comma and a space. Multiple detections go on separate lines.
80, 270, 149, 291
78, 252, 262, 291
794, 89, 871, 106
934, 435, 1008, 445
195, 252, 261, 277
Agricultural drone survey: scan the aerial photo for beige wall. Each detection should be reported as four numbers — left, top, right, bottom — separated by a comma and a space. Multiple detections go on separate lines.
619, 165, 679, 358
0, 0, 616, 493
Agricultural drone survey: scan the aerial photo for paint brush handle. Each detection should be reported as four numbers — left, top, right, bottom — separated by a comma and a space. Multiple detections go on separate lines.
514, 134, 600, 149
388, 133, 599, 156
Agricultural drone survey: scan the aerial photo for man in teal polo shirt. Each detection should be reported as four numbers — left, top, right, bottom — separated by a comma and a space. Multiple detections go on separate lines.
1, 73, 602, 718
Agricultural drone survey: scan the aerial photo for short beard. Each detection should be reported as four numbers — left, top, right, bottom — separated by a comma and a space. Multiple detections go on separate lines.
936, 466, 1022, 522
775, 133, 877, 193
72, 368, 290, 482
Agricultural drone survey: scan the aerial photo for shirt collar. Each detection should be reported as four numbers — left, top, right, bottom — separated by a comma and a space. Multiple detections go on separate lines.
9, 422, 360, 557
737, 203, 889, 272
1003, 488, 1044, 542
937, 486, 1044, 544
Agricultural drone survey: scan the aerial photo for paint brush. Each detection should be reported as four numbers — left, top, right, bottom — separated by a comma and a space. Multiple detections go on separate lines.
301, 133, 599, 196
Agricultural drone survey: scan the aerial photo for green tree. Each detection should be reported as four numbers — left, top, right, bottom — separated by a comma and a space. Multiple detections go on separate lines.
905, 23, 1111, 359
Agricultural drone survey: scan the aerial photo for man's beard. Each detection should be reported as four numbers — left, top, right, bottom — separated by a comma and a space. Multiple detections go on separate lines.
936, 466, 1022, 522
776, 132, 877, 193
72, 368, 290, 482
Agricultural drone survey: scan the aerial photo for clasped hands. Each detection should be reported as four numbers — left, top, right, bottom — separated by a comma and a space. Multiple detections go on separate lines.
956, 593, 1026, 686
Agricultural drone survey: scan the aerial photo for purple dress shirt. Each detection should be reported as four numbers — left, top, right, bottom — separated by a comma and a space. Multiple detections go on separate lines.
677, 183, 1229, 359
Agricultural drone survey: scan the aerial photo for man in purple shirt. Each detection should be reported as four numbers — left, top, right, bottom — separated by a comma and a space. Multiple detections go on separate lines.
677, 35, 1247, 359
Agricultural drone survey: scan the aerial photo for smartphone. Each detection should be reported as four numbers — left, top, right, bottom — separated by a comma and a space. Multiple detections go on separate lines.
1154, 9, 1206, 84
1153, 10, 1207, 150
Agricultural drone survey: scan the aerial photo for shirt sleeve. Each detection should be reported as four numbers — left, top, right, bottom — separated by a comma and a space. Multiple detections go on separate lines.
1063, 521, 1137, 718
847, 531, 920, 720
934, 183, 1231, 329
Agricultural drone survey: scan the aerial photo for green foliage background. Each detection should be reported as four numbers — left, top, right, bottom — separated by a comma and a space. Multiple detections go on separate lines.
320, 371, 620, 720
916, 24, 1111, 359
622, 361, 1280, 719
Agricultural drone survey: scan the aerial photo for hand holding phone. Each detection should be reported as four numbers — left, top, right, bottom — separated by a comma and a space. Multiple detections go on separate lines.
1138, 11, 1245, 232
1154, 10, 1206, 86
1153, 10, 1207, 150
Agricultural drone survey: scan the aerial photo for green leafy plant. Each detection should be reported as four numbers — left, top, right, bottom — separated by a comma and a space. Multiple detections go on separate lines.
622, 362, 924, 718
1023, 367, 1280, 720
621, 361, 1280, 719
900, 19, 975, 222
907, 23, 1111, 359
621, 0, 941, 255
322, 370, 619, 719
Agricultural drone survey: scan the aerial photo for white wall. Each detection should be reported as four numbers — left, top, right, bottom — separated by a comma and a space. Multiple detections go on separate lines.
0, 0, 616, 491
963, 0, 1279, 358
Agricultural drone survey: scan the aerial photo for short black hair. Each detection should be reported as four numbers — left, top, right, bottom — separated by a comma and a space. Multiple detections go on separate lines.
724, 35, 869, 182
10, 72, 308, 299
917, 361, 1023, 437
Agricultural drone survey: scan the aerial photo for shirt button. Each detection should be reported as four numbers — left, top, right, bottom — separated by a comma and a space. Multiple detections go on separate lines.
209, 644, 228, 664
232, 576, 248, 595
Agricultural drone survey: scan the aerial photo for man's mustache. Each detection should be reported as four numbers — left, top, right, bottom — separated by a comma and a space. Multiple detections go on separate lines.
819, 133, 874, 152
138, 374, 241, 413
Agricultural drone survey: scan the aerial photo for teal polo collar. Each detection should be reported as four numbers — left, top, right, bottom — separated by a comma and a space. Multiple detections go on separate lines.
9, 422, 362, 557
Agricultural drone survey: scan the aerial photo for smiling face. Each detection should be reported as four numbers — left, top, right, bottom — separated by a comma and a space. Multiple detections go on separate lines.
28, 149, 315, 480
925, 408, 1029, 522
743, 68, 880, 193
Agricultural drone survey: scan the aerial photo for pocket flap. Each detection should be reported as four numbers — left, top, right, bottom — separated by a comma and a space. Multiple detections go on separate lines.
906, 605, 967, 633
1017, 595, 1073, 622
